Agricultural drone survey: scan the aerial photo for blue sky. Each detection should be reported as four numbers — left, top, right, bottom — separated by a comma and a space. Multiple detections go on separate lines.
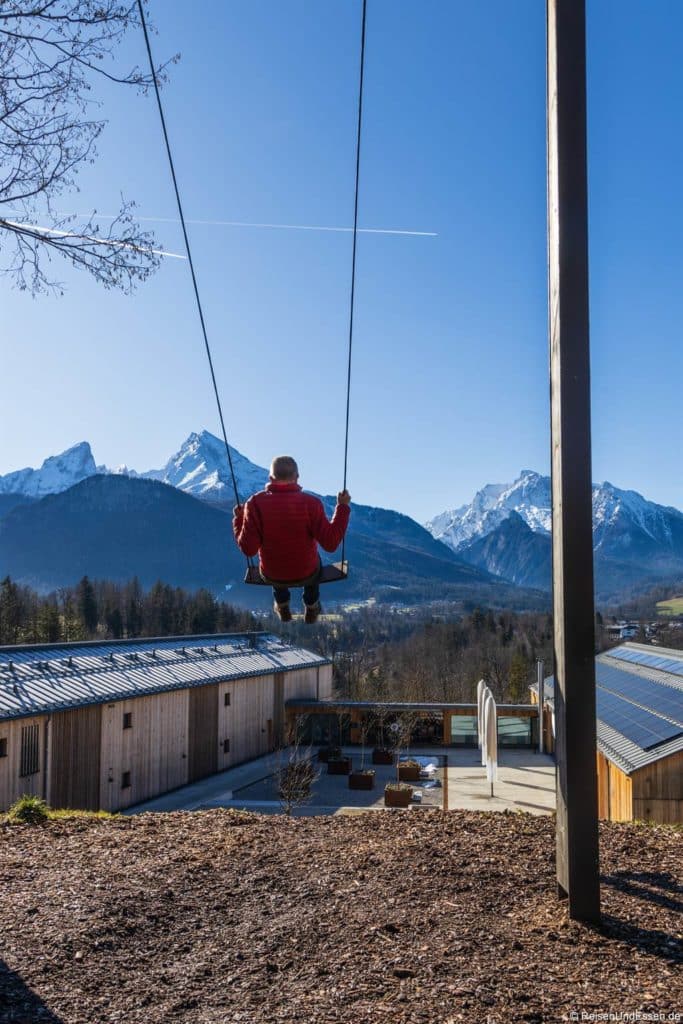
2, 1, 682, 524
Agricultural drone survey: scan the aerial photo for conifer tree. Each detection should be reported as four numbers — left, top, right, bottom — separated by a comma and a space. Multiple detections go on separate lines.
0, 577, 21, 645
76, 576, 98, 636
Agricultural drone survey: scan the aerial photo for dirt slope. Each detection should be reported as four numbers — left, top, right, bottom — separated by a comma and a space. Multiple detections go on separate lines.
1, 810, 681, 1023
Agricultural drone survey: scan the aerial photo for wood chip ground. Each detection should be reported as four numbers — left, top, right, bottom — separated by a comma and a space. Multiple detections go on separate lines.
1, 810, 681, 1023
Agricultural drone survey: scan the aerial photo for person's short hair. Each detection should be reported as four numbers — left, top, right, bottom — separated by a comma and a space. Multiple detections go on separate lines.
270, 455, 299, 481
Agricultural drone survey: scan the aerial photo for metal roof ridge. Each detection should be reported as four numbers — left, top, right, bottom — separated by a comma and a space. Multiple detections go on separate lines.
0, 630, 273, 656
622, 641, 683, 659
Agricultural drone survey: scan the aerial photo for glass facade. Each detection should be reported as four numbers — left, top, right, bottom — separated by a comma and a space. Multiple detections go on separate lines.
449, 713, 536, 747
498, 716, 533, 747
450, 715, 478, 746
293, 708, 538, 749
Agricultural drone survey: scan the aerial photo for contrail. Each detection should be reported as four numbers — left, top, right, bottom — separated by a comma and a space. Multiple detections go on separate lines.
1, 219, 186, 259
127, 216, 438, 237
10, 209, 437, 238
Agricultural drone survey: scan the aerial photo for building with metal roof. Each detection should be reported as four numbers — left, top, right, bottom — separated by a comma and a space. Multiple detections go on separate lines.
531, 642, 683, 824
0, 632, 332, 813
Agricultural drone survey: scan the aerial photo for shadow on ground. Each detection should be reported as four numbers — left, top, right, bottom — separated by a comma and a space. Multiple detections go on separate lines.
0, 960, 63, 1024
600, 871, 683, 962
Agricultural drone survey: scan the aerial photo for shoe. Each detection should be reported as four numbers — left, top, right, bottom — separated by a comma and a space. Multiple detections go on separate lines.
273, 601, 292, 623
304, 600, 321, 625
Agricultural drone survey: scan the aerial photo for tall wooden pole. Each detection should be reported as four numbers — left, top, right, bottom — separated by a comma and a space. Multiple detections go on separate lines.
546, 0, 601, 922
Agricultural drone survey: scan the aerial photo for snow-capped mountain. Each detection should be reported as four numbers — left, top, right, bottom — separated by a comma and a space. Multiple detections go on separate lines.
428, 470, 683, 556
0, 432, 267, 506
0, 441, 98, 498
591, 481, 683, 557
428, 470, 683, 597
142, 430, 268, 504
427, 470, 552, 551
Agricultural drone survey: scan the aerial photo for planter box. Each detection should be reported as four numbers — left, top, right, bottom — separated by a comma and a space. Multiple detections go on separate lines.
349, 770, 376, 791
318, 746, 341, 763
384, 785, 412, 808
398, 763, 421, 782
327, 757, 352, 776
372, 749, 393, 766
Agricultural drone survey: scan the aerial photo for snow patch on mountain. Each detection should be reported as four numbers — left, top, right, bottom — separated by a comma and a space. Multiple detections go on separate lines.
428, 470, 683, 558
592, 481, 681, 551
141, 430, 268, 503
0, 442, 98, 498
427, 470, 552, 551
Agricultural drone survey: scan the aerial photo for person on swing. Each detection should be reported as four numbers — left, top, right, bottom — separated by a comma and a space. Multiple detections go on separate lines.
233, 455, 351, 624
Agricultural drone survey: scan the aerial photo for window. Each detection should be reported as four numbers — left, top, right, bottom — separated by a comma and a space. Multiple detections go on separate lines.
123, 712, 132, 729
450, 715, 478, 747
20, 724, 39, 777
0, 737, 7, 758
224, 692, 231, 707
498, 716, 533, 748
223, 739, 230, 754
121, 771, 131, 789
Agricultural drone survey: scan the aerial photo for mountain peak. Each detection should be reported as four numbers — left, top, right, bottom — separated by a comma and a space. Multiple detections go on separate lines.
0, 441, 98, 499
143, 431, 268, 504
427, 470, 553, 550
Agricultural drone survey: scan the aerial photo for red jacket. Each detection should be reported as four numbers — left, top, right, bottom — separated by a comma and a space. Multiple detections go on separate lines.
233, 482, 350, 582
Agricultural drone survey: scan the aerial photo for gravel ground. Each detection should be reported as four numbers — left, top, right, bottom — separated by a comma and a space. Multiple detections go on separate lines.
1, 810, 681, 1024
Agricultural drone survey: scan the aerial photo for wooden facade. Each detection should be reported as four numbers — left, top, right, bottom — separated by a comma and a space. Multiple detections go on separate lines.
632, 749, 683, 825
50, 705, 103, 811
188, 685, 218, 782
0, 714, 48, 809
595, 746, 683, 825
0, 664, 323, 814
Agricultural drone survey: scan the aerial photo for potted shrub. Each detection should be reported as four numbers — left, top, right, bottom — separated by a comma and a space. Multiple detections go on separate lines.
318, 745, 341, 763
327, 755, 352, 776
384, 782, 413, 808
321, 708, 350, 765
398, 758, 422, 782
384, 710, 420, 805
349, 712, 375, 790
277, 718, 320, 816
371, 704, 394, 765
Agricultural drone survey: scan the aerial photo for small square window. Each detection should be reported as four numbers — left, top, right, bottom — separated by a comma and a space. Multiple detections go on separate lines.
0, 737, 7, 758
224, 693, 231, 707
223, 739, 230, 754
121, 771, 131, 789
123, 712, 132, 729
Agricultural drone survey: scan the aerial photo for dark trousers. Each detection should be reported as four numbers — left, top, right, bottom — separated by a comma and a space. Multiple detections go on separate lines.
272, 562, 321, 607
273, 582, 320, 607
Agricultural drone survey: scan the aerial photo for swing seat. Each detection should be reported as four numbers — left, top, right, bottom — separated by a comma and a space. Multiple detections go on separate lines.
244, 562, 348, 586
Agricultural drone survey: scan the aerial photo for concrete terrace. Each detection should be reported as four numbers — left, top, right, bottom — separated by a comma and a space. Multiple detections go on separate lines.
126, 746, 556, 817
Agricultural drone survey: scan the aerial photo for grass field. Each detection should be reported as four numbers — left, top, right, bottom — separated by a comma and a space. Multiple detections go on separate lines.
656, 596, 683, 616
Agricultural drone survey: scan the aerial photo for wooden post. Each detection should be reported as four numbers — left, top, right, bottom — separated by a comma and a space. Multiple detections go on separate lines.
546, 0, 600, 922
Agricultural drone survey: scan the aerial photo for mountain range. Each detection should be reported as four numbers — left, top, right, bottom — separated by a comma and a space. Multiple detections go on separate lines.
0, 435, 537, 609
1, 440, 681, 604
426, 469, 683, 600
0, 432, 266, 507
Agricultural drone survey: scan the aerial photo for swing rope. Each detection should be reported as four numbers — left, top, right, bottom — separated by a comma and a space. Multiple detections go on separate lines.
136, 1, 255, 569
139, 0, 367, 583
341, 0, 367, 571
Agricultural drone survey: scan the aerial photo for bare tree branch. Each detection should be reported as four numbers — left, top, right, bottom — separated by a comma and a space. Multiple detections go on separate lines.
0, 0, 178, 293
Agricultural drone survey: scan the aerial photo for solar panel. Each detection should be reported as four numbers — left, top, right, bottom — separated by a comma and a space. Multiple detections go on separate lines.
596, 689, 682, 751
596, 663, 683, 725
608, 647, 683, 678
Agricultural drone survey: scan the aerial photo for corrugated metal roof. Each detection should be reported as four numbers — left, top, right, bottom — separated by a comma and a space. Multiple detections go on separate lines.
0, 633, 329, 721
532, 643, 683, 774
